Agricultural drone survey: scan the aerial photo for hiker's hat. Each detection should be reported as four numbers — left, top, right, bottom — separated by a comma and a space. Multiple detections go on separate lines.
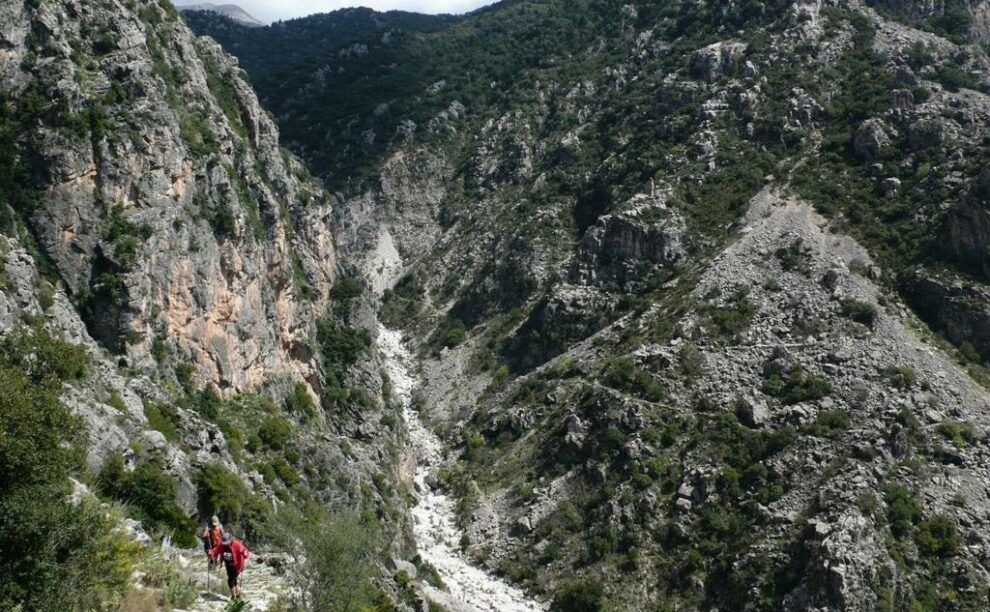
222, 532, 232, 544
211, 515, 220, 526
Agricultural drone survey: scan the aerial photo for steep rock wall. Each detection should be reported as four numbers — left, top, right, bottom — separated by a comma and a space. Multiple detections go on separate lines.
0, 0, 335, 394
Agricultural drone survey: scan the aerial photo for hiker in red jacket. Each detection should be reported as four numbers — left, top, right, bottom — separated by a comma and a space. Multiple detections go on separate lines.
209, 532, 250, 600
199, 516, 224, 570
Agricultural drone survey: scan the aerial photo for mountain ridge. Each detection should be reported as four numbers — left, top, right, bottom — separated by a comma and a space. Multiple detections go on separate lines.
176, 2, 265, 27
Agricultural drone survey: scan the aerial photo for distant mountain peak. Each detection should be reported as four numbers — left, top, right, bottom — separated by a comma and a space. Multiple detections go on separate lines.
175, 2, 264, 27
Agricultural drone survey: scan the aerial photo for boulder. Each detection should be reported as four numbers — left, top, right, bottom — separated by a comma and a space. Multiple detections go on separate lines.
853, 119, 891, 161
907, 119, 946, 151
388, 558, 418, 580
735, 396, 772, 428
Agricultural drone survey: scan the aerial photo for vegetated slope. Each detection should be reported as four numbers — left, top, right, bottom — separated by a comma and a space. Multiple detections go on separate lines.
182, 7, 456, 78
0, 0, 411, 608
204, 0, 990, 609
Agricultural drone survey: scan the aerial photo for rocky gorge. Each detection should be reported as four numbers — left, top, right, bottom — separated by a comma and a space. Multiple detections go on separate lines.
5, 0, 990, 610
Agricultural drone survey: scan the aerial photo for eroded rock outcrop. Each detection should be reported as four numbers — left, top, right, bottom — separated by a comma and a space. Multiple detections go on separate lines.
0, 0, 335, 394
938, 169, 990, 280
577, 192, 686, 290
902, 268, 990, 359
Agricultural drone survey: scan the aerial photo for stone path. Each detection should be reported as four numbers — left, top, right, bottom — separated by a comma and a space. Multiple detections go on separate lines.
170, 547, 293, 611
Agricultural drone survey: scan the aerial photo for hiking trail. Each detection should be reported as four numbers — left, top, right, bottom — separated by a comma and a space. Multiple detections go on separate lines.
172, 548, 291, 611
377, 327, 547, 612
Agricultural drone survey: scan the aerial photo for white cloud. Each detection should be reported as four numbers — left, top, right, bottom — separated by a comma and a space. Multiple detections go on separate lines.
181, 1, 498, 24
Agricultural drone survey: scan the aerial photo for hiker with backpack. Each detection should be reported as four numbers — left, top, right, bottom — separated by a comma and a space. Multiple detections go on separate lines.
209, 531, 250, 600
200, 516, 225, 569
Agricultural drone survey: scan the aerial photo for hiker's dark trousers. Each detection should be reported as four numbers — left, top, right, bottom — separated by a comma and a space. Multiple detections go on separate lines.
225, 564, 238, 589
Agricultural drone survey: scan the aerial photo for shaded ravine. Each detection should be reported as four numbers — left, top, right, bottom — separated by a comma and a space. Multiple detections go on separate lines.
377, 328, 546, 612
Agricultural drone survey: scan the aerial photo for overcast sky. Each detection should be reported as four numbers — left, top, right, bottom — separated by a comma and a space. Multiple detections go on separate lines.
178, 1, 498, 23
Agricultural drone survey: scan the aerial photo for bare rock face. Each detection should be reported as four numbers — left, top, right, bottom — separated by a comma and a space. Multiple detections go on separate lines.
577, 192, 686, 290
691, 41, 747, 83
502, 284, 617, 373
0, 236, 244, 505
0, 0, 336, 394
902, 269, 990, 359
938, 169, 990, 280
853, 118, 892, 161
785, 511, 894, 612
907, 118, 947, 151
0, 0, 393, 524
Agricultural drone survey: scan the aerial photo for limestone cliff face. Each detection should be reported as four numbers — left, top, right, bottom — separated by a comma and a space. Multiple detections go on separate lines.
0, 0, 335, 394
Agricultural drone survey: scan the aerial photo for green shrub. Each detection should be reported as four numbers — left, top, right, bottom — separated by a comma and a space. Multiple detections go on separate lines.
107, 390, 127, 412
678, 342, 703, 378
224, 598, 249, 612
330, 275, 362, 319
200, 47, 247, 138
0, 327, 88, 384
273, 459, 300, 486
285, 382, 317, 421
272, 508, 383, 612
1, 496, 142, 611
805, 409, 851, 438
175, 363, 195, 391
936, 60, 977, 92
0, 329, 140, 610
705, 290, 758, 340
603, 356, 665, 402
151, 333, 166, 362
196, 463, 272, 540
884, 365, 917, 390
440, 317, 467, 348
960, 341, 982, 364
763, 364, 831, 405
98, 457, 196, 546
380, 275, 424, 328
36, 280, 55, 311
143, 401, 180, 442
316, 318, 370, 392
209, 201, 236, 238
915, 515, 959, 558
551, 579, 604, 612
463, 432, 486, 463
840, 299, 877, 328
143, 555, 198, 607
512, 479, 535, 501
283, 446, 301, 464
937, 420, 975, 448
104, 204, 153, 270
411, 554, 445, 589
257, 461, 277, 485
184, 386, 223, 421
258, 416, 292, 450
884, 484, 922, 539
